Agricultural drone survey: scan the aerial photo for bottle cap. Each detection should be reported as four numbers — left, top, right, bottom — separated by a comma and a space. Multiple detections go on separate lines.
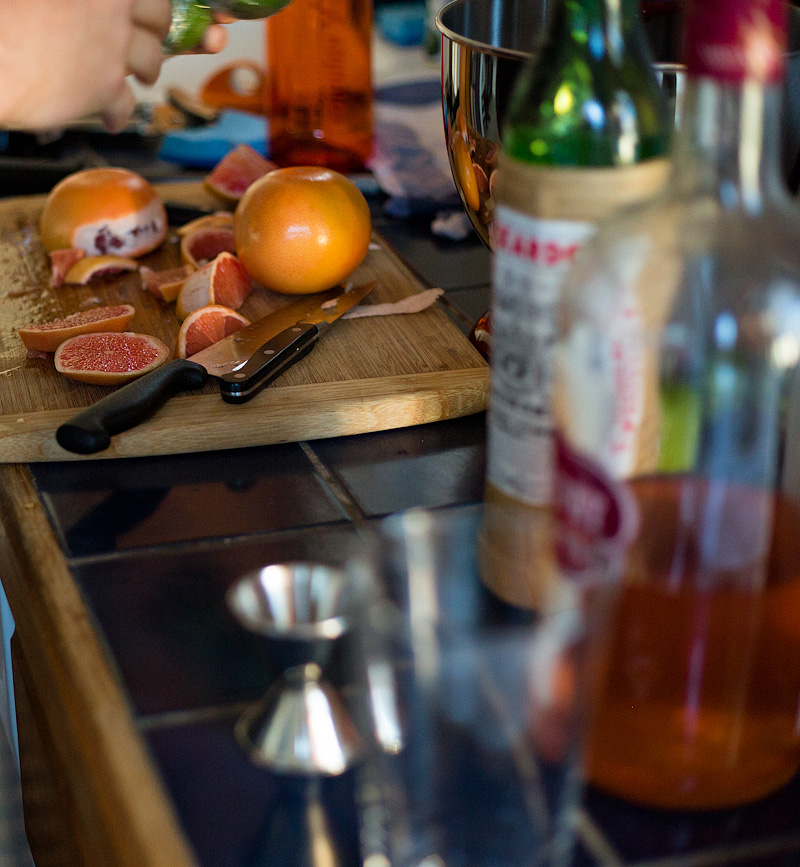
684, 0, 787, 84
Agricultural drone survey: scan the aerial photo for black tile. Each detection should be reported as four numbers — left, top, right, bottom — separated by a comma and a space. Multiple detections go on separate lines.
144, 715, 361, 867
443, 285, 491, 333
309, 414, 486, 518
374, 215, 491, 290
584, 778, 800, 865
33, 444, 348, 557
73, 527, 362, 716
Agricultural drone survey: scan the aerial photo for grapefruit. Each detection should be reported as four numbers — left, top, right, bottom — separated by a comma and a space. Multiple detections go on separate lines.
39, 168, 168, 258
64, 255, 139, 284
55, 332, 170, 386
177, 304, 250, 359
18, 304, 136, 353
176, 211, 233, 238
205, 144, 276, 203
139, 264, 195, 303
49, 248, 85, 288
176, 252, 252, 320
233, 166, 371, 295
180, 225, 236, 269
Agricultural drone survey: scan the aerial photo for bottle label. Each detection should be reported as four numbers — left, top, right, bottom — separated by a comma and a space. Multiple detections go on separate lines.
488, 207, 593, 505
553, 434, 639, 585
487, 156, 671, 506
685, 0, 786, 84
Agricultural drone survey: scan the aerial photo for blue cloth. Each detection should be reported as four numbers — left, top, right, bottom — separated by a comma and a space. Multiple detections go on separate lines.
159, 110, 267, 169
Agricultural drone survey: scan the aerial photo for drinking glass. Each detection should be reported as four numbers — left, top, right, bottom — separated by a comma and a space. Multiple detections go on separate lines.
349, 507, 619, 867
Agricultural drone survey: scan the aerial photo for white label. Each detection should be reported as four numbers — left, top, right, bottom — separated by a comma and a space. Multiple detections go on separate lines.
487, 206, 594, 505
555, 240, 649, 478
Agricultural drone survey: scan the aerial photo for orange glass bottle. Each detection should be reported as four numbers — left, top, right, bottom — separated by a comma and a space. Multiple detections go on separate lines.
265, 0, 373, 172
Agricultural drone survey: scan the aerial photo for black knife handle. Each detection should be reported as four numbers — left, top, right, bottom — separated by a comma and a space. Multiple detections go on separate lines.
56, 359, 208, 455
219, 322, 320, 404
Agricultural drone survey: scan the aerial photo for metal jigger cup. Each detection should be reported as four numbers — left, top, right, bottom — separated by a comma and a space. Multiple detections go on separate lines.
227, 563, 363, 776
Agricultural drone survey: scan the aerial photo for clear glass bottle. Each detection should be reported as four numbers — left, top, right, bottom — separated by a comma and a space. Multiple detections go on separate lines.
482, 0, 672, 610
554, 0, 800, 810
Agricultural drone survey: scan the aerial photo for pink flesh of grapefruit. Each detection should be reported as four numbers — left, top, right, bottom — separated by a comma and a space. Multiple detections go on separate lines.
55, 332, 169, 385
19, 304, 136, 353
204, 144, 276, 202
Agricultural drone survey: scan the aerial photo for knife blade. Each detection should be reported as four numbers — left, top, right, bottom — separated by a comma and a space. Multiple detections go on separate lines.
55, 281, 376, 455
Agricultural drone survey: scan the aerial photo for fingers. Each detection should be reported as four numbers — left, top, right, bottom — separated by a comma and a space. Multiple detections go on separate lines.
127, 25, 165, 85
101, 82, 137, 133
200, 23, 229, 54
131, 0, 173, 40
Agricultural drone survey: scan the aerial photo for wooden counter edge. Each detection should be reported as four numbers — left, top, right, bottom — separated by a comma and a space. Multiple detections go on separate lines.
0, 464, 197, 867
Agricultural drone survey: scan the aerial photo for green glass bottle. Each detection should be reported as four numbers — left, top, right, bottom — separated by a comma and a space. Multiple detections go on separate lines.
164, 0, 292, 54
482, 0, 672, 610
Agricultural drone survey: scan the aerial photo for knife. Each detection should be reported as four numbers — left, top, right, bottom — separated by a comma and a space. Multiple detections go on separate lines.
56, 281, 376, 455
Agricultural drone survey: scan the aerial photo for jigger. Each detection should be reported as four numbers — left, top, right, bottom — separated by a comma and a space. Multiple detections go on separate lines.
227, 563, 363, 776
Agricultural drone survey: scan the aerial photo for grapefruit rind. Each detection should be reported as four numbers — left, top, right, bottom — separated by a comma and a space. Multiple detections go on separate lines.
176, 212, 234, 238
139, 264, 195, 303
177, 304, 250, 359
176, 252, 252, 320
204, 144, 276, 202
49, 248, 86, 288
180, 225, 237, 269
64, 255, 139, 284
233, 166, 372, 295
18, 304, 136, 353
54, 332, 170, 386
40, 167, 168, 257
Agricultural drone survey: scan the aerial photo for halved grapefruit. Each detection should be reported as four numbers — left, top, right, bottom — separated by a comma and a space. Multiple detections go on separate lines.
176, 252, 252, 320
139, 264, 195, 303
64, 255, 139, 284
204, 144, 276, 203
177, 304, 250, 359
180, 225, 236, 269
39, 167, 168, 257
18, 304, 136, 353
55, 332, 170, 385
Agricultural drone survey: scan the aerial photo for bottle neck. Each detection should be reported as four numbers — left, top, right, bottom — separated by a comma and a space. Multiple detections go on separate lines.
672, 77, 786, 211
556, 0, 650, 62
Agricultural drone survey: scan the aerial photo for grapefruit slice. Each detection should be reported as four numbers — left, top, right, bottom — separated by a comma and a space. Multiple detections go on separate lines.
177, 304, 250, 359
176, 252, 252, 320
180, 225, 236, 269
64, 255, 139, 284
39, 167, 167, 257
49, 248, 86, 288
18, 304, 136, 353
204, 144, 276, 203
139, 264, 195, 303
55, 332, 170, 385
176, 211, 234, 238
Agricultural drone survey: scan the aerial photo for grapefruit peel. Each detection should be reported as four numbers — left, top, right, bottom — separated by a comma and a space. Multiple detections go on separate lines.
18, 304, 136, 353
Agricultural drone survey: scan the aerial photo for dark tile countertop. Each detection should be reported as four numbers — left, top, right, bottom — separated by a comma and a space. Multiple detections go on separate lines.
21, 195, 800, 867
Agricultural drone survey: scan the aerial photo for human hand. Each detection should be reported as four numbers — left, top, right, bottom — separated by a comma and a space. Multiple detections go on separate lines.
0, 0, 226, 133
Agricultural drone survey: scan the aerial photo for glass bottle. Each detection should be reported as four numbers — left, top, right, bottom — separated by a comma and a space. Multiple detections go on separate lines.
481, 0, 672, 610
553, 0, 800, 809
265, 0, 373, 172
164, 0, 292, 54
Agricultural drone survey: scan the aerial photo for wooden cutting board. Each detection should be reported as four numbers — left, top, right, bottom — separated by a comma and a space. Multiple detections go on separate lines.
0, 181, 488, 462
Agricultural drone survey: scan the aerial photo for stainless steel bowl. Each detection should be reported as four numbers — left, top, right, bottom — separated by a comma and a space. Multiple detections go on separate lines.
436, 0, 685, 248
